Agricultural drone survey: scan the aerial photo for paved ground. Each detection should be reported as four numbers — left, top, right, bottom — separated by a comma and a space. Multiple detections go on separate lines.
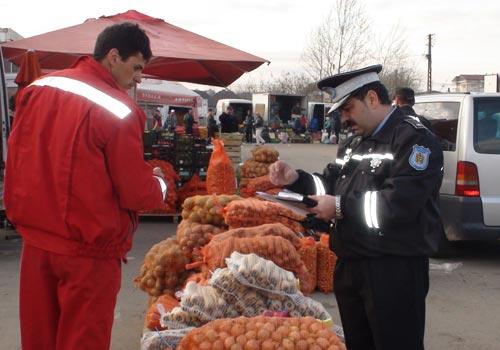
1, 143, 500, 349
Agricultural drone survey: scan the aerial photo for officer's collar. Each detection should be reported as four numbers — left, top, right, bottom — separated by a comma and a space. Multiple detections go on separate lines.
368, 106, 403, 143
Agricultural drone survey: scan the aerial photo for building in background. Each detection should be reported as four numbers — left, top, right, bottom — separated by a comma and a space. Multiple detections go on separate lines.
452, 74, 484, 93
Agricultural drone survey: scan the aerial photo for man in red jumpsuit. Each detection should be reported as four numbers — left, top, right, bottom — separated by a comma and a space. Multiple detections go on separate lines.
4, 23, 167, 350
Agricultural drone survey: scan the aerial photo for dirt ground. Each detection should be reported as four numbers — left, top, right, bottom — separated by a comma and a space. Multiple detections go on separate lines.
1, 143, 500, 349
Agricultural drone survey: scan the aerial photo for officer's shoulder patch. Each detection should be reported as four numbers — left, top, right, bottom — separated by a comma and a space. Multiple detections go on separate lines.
404, 116, 426, 129
409, 144, 431, 171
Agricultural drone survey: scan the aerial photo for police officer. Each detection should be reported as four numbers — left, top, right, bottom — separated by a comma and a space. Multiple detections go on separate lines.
269, 65, 444, 350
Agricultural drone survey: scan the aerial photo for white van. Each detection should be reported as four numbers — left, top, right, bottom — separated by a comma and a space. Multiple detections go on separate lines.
413, 93, 500, 252
215, 99, 252, 125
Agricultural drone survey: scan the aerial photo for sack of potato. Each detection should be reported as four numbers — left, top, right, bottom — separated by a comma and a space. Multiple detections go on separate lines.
135, 237, 191, 297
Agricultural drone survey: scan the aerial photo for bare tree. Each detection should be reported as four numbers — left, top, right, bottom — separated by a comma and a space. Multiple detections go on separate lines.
234, 70, 316, 96
302, 0, 371, 81
371, 24, 423, 96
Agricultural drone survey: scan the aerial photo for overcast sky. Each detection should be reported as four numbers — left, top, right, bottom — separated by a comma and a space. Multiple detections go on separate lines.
1, 0, 499, 92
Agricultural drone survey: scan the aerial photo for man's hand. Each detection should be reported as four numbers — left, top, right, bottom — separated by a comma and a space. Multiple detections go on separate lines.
307, 195, 336, 221
269, 160, 299, 186
153, 167, 165, 179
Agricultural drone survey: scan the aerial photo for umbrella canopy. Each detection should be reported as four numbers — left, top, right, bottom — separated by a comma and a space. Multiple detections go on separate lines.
14, 49, 43, 108
14, 49, 42, 88
1, 10, 269, 87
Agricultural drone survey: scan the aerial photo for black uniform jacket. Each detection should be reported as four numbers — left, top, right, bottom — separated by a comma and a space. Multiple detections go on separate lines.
288, 107, 444, 257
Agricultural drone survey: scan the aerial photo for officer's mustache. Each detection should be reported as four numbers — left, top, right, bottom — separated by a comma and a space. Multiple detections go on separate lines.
343, 120, 355, 129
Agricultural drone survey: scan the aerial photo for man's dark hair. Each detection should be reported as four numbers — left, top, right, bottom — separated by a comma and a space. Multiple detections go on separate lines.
350, 81, 391, 106
93, 22, 152, 62
395, 87, 415, 105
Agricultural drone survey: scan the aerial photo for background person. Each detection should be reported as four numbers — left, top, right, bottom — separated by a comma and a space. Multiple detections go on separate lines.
269, 65, 444, 350
151, 108, 163, 130
243, 109, 254, 143
183, 108, 196, 134
219, 106, 238, 133
164, 109, 176, 132
206, 107, 218, 140
4, 23, 167, 350
394, 87, 433, 130
254, 113, 265, 145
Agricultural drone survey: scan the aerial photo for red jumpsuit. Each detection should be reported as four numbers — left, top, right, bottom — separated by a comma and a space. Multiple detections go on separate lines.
5, 56, 165, 350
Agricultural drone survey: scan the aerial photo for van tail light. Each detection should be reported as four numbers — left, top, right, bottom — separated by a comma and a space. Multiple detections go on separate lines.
455, 161, 480, 196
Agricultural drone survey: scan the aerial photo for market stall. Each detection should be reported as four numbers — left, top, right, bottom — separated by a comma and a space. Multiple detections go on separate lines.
135, 145, 344, 349
137, 79, 203, 130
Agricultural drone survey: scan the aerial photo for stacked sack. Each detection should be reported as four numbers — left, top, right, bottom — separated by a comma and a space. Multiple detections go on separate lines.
141, 252, 340, 350
239, 145, 280, 189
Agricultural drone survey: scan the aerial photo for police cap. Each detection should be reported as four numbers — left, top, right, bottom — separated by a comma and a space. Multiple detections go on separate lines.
318, 64, 383, 113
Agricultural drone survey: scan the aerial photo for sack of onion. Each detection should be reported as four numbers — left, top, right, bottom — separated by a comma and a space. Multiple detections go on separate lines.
208, 223, 302, 249
222, 198, 306, 234
177, 315, 346, 350
181, 194, 242, 226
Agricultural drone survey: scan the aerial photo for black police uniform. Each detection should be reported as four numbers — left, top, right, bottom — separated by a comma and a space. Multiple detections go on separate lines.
399, 104, 434, 131
287, 106, 444, 350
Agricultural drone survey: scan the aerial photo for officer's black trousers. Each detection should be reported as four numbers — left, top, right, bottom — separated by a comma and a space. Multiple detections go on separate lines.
334, 256, 429, 350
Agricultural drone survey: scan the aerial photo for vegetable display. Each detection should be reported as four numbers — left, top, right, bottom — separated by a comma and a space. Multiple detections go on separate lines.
206, 139, 236, 195
177, 315, 346, 350
223, 198, 306, 234
188, 236, 314, 295
316, 234, 338, 293
135, 237, 190, 297
144, 293, 179, 331
176, 220, 224, 252
181, 194, 242, 226
208, 223, 302, 249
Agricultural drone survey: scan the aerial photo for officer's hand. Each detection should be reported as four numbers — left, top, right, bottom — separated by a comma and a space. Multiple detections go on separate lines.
307, 195, 336, 221
269, 160, 299, 186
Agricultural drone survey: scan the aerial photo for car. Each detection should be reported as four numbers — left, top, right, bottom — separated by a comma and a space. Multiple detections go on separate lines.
413, 93, 500, 255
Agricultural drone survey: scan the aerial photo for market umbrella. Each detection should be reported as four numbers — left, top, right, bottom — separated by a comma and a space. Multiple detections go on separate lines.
14, 49, 43, 108
0, 10, 269, 87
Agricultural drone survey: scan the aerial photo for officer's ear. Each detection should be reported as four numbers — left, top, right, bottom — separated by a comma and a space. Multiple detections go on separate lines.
366, 90, 379, 108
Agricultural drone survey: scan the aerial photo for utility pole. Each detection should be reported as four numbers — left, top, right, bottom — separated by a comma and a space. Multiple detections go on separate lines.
426, 34, 434, 92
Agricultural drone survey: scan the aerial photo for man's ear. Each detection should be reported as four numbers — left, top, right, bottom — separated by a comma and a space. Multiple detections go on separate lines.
106, 48, 120, 67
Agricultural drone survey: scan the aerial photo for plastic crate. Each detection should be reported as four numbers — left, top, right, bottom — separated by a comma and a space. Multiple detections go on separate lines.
193, 166, 208, 181
174, 151, 193, 167
175, 167, 193, 183
194, 148, 213, 168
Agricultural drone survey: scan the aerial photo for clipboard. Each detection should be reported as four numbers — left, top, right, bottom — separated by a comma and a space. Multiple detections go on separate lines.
256, 189, 317, 216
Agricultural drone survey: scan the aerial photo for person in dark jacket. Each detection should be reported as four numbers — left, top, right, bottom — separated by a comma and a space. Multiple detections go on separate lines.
269, 65, 444, 350
243, 109, 254, 143
219, 106, 238, 133
183, 108, 196, 134
207, 108, 218, 140
394, 87, 433, 130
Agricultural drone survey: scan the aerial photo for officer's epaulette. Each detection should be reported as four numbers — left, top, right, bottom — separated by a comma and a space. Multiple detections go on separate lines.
404, 116, 426, 129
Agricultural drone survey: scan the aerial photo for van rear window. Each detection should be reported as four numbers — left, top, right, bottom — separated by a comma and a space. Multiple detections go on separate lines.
413, 101, 459, 152
474, 98, 500, 154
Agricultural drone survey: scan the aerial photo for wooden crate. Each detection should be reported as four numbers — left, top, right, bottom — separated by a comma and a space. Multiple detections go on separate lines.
224, 145, 242, 153
220, 133, 243, 146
